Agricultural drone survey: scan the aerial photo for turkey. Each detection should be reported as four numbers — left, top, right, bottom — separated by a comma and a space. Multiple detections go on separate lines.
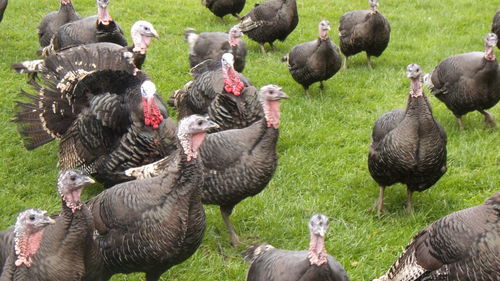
423, 33, 500, 130
202, 0, 245, 20
492, 10, 500, 48
13, 20, 158, 74
86, 115, 218, 281
338, 0, 391, 69
38, 0, 81, 49
238, 0, 298, 54
169, 53, 251, 120
12, 43, 177, 187
0, 0, 7, 22
0, 170, 98, 281
244, 214, 350, 281
283, 20, 342, 97
185, 25, 247, 72
127, 84, 288, 245
40, 0, 127, 56
368, 64, 447, 216
373, 192, 500, 281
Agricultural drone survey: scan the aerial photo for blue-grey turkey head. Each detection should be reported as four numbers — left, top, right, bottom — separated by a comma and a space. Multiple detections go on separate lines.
368, 63, 447, 216
13, 209, 55, 267
423, 33, 500, 129
244, 214, 350, 281
373, 192, 500, 281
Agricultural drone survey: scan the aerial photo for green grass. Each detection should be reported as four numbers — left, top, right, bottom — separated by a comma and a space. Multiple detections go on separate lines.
0, 0, 499, 280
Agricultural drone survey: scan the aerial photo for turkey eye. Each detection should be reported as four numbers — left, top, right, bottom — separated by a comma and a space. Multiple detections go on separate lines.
29, 215, 35, 221
70, 175, 76, 181
197, 120, 203, 126
145, 27, 150, 31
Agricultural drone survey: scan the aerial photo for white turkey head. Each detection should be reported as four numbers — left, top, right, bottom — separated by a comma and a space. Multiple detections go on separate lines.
221, 53, 244, 96
14, 209, 55, 267
258, 84, 288, 129
57, 170, 95, 213
228, 25, 243, 46
307, 214, 329, 266
140, 80, 164, 129
406, 64, 423, 98
484, 33, 497, 61
318, 20, 331, 40
178, 115, 219, 162
369, 0, 379, 14
97, 0, 111, 25
132, 21, 159, 54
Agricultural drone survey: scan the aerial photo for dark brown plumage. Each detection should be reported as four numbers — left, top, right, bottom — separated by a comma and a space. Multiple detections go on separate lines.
492, 10, 500, 48
185, 26, 247, 72
338, 0, 390, 69
244, 214, 350, 281
202, 0, 245, 20
0, 171, 98, 281
39, 0, 127, 56
12, 43, 177, 187
424, 33, 500, 129
0, 0, 7, 22
284, 20, 342, 97
368, 64, 447, 215
238, 0, 298, 53
373, 193, 500, 281
128, 85, 288, 246
38, 0, 81, 48
169, 53, 251, 121
86, 115, 217, 281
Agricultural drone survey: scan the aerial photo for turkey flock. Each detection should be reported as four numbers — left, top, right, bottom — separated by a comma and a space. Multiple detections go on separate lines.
0, 0, 498, 280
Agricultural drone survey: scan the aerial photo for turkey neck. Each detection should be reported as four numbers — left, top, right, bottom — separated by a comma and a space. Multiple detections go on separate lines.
14, 229, 45, 267
308, 233, 327, 266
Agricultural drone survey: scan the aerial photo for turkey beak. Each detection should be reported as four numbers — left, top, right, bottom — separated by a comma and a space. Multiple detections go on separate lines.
205, 120, 219, 131
41, 213, 56, 226
82, 176, 96, 185
278, 92, 289, 100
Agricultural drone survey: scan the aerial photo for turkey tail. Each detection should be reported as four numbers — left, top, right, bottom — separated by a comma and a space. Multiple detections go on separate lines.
238, 17, 263, 33
12, 79, 76, 149
11, 60, 44, 74
184, 28, 198, 51
243, 243, 274, 264
281, 54, 289, 63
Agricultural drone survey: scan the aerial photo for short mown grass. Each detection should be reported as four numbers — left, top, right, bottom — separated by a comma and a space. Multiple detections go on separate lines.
0, 0, 498, 280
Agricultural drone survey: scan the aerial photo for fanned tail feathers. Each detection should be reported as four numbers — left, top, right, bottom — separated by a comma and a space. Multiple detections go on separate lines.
11, 60, 44, 74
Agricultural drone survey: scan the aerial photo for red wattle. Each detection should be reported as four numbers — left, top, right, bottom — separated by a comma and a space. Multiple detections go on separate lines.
142, 98, 164, 129
224, 68, 244, 96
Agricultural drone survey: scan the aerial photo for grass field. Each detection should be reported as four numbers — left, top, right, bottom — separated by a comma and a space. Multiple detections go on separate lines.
0, 0, 499, 280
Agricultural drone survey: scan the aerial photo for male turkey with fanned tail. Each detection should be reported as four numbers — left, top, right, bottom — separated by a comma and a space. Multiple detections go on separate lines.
368, 64, 447, 215
373, 192, 500, 281
12, 43, 177, 187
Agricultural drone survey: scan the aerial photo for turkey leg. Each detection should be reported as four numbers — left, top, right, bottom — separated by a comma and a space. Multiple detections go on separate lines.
479, 110, 496, 127
220, 205, 240, 245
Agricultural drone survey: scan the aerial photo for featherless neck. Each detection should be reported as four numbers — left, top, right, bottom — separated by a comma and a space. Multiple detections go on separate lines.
261, 99, 281, 129
142, 96, 164, 129
307, 233, 328, 266
228, 35, 240, 47
14, 229, 45, 267
484, 45, 496, 61
410, 78, 423, 98
319, 30, 329, 41
178, 132, 206, 162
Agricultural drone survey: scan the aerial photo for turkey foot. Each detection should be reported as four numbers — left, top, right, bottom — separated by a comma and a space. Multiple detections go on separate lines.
479, 110, 496, 127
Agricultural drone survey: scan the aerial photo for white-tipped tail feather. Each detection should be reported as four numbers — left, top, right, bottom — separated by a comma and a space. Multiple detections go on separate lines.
11, 59, 45, 74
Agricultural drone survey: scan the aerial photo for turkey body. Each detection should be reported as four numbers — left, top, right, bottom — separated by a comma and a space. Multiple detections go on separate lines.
239, 0, 298, 49
203, 0, 245, 19
187, 31, 247, 72
38, 0, 81, 48
13, 43, 177, 187
0, 204, 96, 281
286, 38, 342, 93
374, 193, 500, 281
492, 10, 500, 48
428, 52, 500, 122
42, 16, 127, 55
368, 89, 447, 212
246, 249, 349, 281
0, 0, 7, 22
0, 229, 13, 275
86, 142, 205, 281
339, 9, 390, 66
